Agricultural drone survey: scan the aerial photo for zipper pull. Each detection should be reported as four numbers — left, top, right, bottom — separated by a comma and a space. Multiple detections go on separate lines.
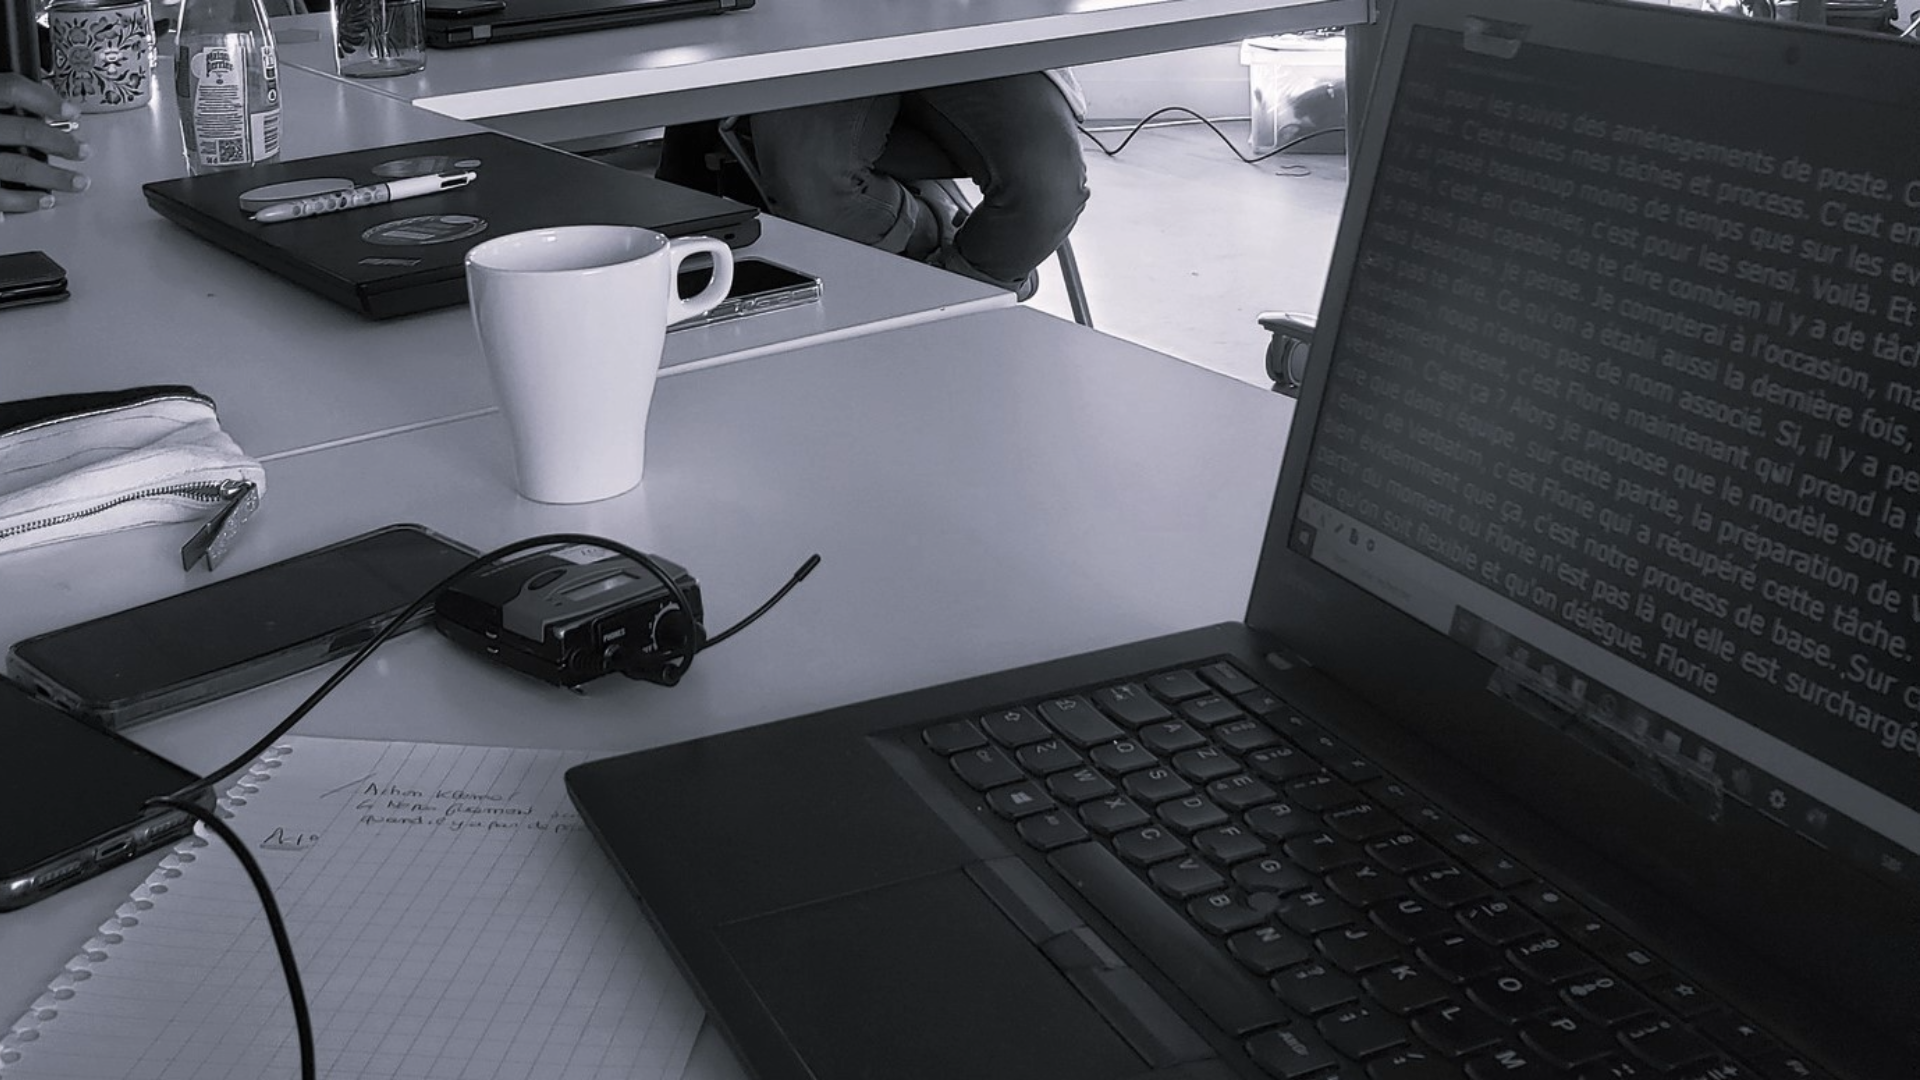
180, 480, 260, 571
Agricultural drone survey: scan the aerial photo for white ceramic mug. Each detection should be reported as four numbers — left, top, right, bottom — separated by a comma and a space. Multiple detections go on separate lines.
465, 225, 734, 503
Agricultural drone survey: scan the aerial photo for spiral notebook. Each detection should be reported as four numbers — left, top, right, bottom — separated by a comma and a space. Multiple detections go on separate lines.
0, 737, 704, 1080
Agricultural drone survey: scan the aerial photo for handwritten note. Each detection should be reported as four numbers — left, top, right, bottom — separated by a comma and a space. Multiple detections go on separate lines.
0, 737, 704, 1080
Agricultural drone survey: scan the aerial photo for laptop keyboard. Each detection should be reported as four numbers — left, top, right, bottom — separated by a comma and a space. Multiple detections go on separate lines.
919, 659, 1829, 1080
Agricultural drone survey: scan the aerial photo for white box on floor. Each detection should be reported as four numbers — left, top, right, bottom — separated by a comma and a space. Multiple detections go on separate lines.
1241, 33, 1347, 155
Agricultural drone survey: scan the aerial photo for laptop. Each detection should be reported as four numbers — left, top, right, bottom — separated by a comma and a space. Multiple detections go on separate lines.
424, 0, 751, 48
143, 132, 760, 319
566, 1, 1920, 1077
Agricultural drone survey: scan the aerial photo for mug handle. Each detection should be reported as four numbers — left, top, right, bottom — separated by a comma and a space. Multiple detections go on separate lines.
665, 237, 735, 326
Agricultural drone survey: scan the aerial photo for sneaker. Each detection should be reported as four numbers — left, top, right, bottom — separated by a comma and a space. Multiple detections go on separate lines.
908, 179, 969, 250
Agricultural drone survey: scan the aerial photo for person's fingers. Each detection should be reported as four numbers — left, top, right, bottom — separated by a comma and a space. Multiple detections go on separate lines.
0, 152, 91, 206
0, 114, 88, 161
0, 73, 81, 123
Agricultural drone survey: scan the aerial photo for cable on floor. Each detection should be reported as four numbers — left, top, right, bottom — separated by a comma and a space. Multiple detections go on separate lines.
1076, 106, 1344, 173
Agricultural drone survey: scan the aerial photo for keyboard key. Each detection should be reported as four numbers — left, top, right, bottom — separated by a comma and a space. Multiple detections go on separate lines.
1192, 824, 1266, 865
1408, 862, 1495, 908
1246, 1027, 1342, 1079
1508, 934, 1600, 985
1286, 773, 1362, 811
1188, 891, 1268, 935
1246, 801, 1317, 842
1016, 738, 1083, 775
1467, 973, 1560, 1023
1215, 717, 1282, 753
1147, 669, 1211, 701
1089, 738, 1158, 774
1283, 831, 1366, 873
1576, 1058, 1659, 1080
981, 707, 1051, 747
1668, 1059, 1762, 1080
1418, 933, 1508, 984
1274, 889, 1360, 935
1373, 896, 1460, 944
1172, 745, 1241, 783
1160, 795, 1231, 835
1619, 1016, 1719, 1071
1179, 693, 1246, 726
1411, 998, 1505, 1058
1368, 832, 1446, 874
1324, 801, 1400, 842
1318, 924, 1403, 973
1234, 855, 1315, 897
1048, 841, 1289, 1035
1319, 1002, 1410, 1059
1235, 688, 1288, 717
1230, 924, 1312, 974
1079, 794, 1151, 835
1209, 773, 1280, 811
1248, 743, 1320, 783
1362, 962, 1452, 1016
1691, 1008, 1786, 1063
1560, 973, 1656, 1027
1643, 970, 1719, 1018
1114, 825, 1188, 867
1150, 856, 1226, 899
1272, 960, 1362, 1015
1094, 683, 1174, 726
1456, 898, 1547, 946
922, 719, 985, 754
1139, 720, 1209, 755
1521, 1011, 1621, 1068
986, 781, 1055, 819
1125, 766, 1194, 804
1039, 695, 1124, 746
1367, 1047, 1458, 1080
1017, 810, 1088, 851
1327, 864, 1408, 908
1465, 1044, 1559, 1080
1047, 766, 1116, 804
1199, 660, 1260, 696
952, 745, 1024, 790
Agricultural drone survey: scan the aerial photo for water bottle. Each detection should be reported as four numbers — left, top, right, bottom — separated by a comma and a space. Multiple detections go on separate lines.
173, 0, 280, 174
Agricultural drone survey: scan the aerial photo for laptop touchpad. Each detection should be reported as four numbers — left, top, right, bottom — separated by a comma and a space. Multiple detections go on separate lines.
718, 869, 1144, 1080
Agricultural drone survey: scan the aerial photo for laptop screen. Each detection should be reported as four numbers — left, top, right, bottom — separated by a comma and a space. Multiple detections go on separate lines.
1288, 18, 1919, 895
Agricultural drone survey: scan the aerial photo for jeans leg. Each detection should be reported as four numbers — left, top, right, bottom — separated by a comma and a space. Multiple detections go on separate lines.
748, 96, 938, 258
901, 74, 1090, 290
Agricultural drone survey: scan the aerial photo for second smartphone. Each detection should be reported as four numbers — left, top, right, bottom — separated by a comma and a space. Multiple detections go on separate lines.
7, 523, 478, 730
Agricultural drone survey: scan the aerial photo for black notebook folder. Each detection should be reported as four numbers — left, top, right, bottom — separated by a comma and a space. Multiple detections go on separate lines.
566, 1, 1920, 1079
425, 0, 752, 48
142, 132, 760, 320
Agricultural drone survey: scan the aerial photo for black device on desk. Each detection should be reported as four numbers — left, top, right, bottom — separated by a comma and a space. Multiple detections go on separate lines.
141, 132, 760, 319
0, 251, 70, 309
6, 524, 476, 731
433, 544, 703, 688
0, 679, 212, 910
424, 0, 750, 47
674, 256, 821, 330
565, 2, 1920, 1079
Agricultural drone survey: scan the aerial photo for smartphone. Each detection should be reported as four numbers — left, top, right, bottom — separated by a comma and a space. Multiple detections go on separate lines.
0, 250, 71, 310
0, 678, 214, 910
672, 256, 822, 331
7, 523, 478, 731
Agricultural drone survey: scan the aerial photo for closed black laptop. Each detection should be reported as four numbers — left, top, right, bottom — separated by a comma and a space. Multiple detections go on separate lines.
567, 1, 1920, 1077
143, 132, 760, 319
424, 0, 751, 48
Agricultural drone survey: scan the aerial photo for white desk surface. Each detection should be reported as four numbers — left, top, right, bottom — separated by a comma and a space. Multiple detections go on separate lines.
0, 305, 1295, 1076
0, 65, 1008, 459
274, 0, 1366, 144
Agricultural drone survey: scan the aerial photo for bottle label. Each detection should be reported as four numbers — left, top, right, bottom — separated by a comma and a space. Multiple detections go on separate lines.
183, 39, 280, 168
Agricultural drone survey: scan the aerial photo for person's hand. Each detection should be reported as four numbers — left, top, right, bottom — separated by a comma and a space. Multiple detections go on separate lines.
0, 73, 91, 216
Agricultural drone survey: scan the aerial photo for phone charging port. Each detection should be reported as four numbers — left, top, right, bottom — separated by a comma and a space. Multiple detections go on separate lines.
94, 836, 135, 864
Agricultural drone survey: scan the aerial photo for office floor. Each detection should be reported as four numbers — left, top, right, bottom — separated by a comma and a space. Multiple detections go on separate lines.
1024, 119, 1349, 388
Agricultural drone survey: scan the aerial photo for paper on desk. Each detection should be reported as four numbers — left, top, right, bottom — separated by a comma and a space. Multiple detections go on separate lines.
0, 736, 704, 1080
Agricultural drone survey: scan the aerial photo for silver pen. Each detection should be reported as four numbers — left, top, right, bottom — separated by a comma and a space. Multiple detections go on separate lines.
254, 170, 477, 223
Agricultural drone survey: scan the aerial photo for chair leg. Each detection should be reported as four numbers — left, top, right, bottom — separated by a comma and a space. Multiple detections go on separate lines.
1055, 239, 1093, 328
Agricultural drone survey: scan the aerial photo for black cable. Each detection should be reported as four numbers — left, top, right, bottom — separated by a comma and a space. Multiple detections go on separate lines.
704, 553, 821, 649
146, 795, 316, 1080
1076, 105, 1344, 167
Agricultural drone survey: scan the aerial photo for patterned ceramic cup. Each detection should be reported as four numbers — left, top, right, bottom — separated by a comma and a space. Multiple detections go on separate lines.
48, 0, 155, 113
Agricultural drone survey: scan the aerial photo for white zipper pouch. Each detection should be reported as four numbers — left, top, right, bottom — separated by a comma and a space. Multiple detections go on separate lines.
0, 386, 265, 570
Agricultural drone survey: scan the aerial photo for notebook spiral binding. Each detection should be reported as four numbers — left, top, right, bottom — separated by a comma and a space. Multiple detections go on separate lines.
0, 745, 294, 1074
